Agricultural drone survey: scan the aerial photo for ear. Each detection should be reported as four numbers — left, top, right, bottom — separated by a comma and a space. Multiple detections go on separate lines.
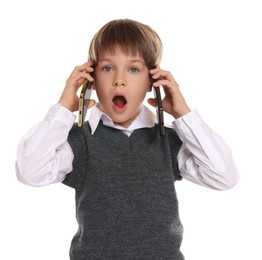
147, 65, 156, 92
147, 75, 155, 92
92, 81, 96, 90
91, 70, 96, 90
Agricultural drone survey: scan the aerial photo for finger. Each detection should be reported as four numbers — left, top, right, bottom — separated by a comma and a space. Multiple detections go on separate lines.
153, 71, 174, 81
150, 70, 175, 86
67, 72, 94, 87
149, 65, 161, 74
152, 79, 172, 87
81, 63, 95, 74
69, 62, 95, 78
153, 78, 179, 89
76, 67, 94, 76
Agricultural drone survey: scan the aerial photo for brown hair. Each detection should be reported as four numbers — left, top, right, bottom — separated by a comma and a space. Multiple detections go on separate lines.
88, 19, 163, 69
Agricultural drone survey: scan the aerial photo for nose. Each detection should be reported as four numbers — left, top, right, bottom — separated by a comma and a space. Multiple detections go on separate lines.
113, 72, 127, 87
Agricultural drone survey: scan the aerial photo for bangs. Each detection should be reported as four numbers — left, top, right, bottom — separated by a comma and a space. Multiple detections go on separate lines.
98, 21, 143, 57
89, 19, 162, 69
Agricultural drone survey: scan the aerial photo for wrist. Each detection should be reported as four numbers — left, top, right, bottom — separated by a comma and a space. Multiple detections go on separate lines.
171, 107, 191, 119
58, 98, 76, 112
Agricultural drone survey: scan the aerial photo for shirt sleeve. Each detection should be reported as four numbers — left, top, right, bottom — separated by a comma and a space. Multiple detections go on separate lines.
172, 110, 240, 190
16, 104, 75, 187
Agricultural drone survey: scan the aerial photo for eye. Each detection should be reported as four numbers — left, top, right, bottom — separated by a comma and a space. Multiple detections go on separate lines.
102, 66, 113, 72
129, 67, 139, 73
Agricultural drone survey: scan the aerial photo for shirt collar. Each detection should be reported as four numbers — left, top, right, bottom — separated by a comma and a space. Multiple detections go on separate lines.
89, 103, 157, 135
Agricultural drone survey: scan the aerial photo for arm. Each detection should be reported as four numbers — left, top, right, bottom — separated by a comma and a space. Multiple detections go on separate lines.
16, 61, 95, 187
173, 110, 239, 190
16, 104, 75, 186
148, 66, 239, 190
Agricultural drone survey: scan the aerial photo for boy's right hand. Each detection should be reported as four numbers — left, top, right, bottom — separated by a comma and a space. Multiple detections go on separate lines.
58, 61, 96, 112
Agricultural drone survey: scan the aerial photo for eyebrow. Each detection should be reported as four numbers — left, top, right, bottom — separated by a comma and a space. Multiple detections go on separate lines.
98, 58, 145, 65
130, 59, 145, 65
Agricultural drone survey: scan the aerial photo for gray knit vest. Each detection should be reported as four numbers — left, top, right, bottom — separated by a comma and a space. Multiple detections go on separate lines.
63, 121, 185, 260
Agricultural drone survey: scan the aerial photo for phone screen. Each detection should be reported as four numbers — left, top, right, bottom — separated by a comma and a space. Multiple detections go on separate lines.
154, 86, 165, 136
78, 79, 93, 127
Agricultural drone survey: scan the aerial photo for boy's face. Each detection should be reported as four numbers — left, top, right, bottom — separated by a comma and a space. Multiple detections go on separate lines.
94, 47, 152, 128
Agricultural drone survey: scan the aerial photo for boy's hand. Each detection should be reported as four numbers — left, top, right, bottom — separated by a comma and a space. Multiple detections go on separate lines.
148, 66, 191, 119
58, 61, 96, 112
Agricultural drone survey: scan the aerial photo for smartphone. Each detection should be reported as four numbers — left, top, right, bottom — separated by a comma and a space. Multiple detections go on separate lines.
154, 86, 165, 136
78, 79, 93, 127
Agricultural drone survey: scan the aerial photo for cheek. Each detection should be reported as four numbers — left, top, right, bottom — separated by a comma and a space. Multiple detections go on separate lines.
132, 87, 149, 102
144, 76, 153, 91
96, 88, 107, 103
94, 83, 106, 102
134, 78, 151, 97
93, 78, 107, 99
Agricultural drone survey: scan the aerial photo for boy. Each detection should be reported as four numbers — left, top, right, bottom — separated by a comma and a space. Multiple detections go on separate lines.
16, 19, 239, 259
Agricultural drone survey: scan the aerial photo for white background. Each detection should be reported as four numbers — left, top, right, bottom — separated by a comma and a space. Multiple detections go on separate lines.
1, 0, 261, 259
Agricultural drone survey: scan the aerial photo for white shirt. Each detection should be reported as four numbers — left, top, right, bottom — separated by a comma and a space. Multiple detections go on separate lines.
16, 103, 239, 189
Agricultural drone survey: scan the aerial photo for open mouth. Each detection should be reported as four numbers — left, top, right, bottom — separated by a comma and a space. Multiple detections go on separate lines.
112, 95, 127, 109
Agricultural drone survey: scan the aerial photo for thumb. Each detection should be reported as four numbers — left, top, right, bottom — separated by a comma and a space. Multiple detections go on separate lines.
85, 99, 96, 108
147, 98, 157, 108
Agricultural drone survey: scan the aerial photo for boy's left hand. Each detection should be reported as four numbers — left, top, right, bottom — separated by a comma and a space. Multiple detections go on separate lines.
148, 66, 191, 119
